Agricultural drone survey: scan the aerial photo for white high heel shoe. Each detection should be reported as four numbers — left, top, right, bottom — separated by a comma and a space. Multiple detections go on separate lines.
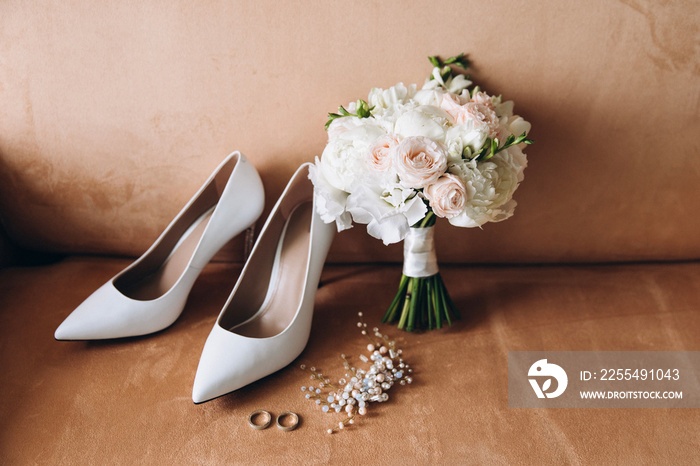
191, 163, 335, 404
55, 152, 264, 340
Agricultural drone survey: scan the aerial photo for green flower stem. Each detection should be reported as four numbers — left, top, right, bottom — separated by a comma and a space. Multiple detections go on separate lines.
407, 277, 422, 332
418, 211, 436, 228
384, 274, 408, 323
431, 276, 441, 329
438, 273, 460, 320
426, 279, 434, 330
397, 279, 413, 330
382, 271, 459, 332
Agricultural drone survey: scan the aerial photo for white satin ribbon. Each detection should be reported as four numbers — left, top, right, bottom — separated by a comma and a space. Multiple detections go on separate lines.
402, 227, 438, 278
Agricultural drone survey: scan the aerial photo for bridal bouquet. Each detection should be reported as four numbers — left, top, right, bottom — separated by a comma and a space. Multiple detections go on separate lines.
310, 54, 532, 331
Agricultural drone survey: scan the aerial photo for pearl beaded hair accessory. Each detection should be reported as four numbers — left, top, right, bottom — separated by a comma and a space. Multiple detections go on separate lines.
299, 312, 413, 434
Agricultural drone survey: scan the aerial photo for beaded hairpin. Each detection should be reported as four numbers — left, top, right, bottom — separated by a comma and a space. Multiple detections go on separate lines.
300, 312, 413, 434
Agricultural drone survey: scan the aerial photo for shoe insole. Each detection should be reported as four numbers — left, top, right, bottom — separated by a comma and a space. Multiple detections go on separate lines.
118, 208, 214, 301
232, 201, 312, 338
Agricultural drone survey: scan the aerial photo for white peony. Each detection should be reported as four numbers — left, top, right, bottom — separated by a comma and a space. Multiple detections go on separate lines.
308, 159, 353, 231
447, 145, 527, 228
445, 125, 489, 162
394, 106, 451, 142
368, 83, 416, 115
320, 118, 385, 192
413, 88, 445, 107
326, 111, 367, 140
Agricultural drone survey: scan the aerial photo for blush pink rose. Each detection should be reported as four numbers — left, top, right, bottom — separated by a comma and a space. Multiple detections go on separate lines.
424, 174, 467, 219
441, 93, 499, 137
367, 134, 398, 172
440, 93, 468, 123
394, 136, 447, 188
470, 91, 495, 111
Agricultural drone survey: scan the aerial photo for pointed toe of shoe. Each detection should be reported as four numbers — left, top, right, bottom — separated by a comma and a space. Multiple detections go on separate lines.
55, 282, 185, 340
55, 284, 122, 340
191, 327, 248, 403
54, 320, 77, 341
54, 314, 94, 341
192, 326, 303, 404
191, 370, 227, 404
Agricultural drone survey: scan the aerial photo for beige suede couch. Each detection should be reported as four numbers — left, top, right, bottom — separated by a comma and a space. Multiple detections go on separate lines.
1, 1, 699, 464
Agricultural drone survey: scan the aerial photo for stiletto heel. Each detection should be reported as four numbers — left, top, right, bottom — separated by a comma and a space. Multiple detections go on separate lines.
191, 163, 335, 403
55, 152, 265, 340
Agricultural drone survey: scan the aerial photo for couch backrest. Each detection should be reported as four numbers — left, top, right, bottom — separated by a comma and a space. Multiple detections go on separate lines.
1, 0, 698, 264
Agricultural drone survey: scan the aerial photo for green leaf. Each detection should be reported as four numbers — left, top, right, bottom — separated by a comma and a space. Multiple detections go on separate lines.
473, 131, 534, 160
324, 101, 374, 131
427, 53, 471, 90
443, 53, 470, 70
324, 112, 343, 130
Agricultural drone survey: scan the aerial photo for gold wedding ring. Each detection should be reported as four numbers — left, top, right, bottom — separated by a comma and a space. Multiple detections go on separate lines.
276, 411, 299, 431
248, 410, 272, 430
